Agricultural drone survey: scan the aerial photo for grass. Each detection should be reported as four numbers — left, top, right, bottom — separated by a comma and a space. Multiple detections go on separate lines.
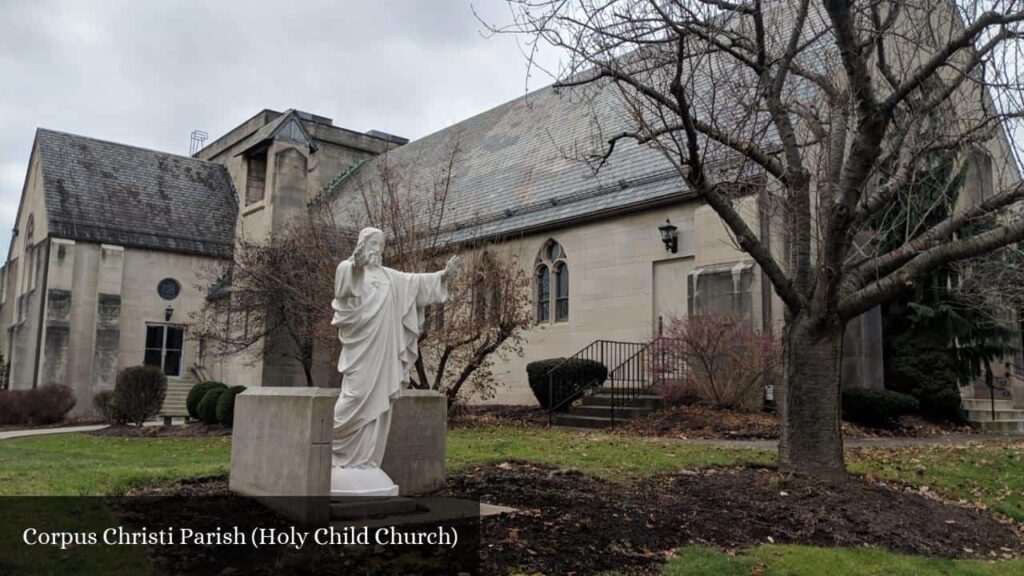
662, 545, 1024, 576
849, 440, 1024, 522
447, 424, 773, 480
1, 427, 1023, 575
0, 433, 231, 496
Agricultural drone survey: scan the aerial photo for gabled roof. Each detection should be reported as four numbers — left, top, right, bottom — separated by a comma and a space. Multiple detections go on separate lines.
326, 83, 688, 243
35, 129, 238, 258
233, 109, 317, 157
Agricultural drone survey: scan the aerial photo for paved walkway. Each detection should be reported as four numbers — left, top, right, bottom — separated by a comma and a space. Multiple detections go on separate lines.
0, 424, 109, 440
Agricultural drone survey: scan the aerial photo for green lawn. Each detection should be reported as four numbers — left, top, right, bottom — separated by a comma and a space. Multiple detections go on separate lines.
663, 545, 1023, 576
0, 433, 231, 495
448, 425, 773, 480
849, 441, 1024, 522
1, 427, 1022, 575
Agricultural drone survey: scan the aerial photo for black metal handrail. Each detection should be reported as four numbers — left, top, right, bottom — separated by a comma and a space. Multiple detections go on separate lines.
607, 337, 685, 427
546, 340, 646, 423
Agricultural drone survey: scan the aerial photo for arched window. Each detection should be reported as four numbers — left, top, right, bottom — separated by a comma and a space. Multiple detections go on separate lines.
535, 239, 569, 324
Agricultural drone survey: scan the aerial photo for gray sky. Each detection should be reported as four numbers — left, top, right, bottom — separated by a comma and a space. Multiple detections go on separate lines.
0, 0, 559, 252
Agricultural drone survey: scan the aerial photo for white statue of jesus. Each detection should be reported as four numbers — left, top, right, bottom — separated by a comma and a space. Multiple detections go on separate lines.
330, 227, 459, 497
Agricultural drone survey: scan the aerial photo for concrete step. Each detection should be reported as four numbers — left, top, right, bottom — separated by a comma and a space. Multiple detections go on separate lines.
581, 393, 662, 409
976, 420, 1024, 433
963, 398, 1014, 411
966, 408, 1024, 422
568, 405, 651, 419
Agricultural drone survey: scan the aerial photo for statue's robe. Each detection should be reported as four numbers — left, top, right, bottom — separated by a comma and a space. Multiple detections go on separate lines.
330, 260, 447, 480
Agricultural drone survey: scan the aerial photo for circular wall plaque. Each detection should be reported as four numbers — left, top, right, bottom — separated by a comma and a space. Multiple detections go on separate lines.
157, 278, 181, 301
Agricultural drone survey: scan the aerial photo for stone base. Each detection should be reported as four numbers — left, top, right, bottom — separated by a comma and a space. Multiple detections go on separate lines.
229, 387, 447, 524
330, 466, 399, 497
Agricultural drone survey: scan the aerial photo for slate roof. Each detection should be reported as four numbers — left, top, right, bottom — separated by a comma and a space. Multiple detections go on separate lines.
325, 76, 779, 244
324, 3, 820, 244
35, 129, 238, 258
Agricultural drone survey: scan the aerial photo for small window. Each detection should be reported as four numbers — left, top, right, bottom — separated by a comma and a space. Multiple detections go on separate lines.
536, 265, 550, 323
555, 262, 569, 322
144, 324, 186, 377
246, 152, 267, 205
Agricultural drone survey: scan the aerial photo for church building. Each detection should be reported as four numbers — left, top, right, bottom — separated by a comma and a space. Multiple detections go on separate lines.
0, 81, 1004, 415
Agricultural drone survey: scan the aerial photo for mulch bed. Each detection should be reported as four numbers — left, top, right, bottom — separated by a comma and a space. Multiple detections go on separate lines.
114, 477, 477, 575
617, 405, 976, 440
117, 463, 1023, 575
0, 416, 107, 432
87, 423, 231, 437
447, 462, 1023, 574
452, 403, 977, 440
449, 404, 550, 429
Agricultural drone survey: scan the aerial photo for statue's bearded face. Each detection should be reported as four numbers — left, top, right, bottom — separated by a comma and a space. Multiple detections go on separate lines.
363, 235, 384, 267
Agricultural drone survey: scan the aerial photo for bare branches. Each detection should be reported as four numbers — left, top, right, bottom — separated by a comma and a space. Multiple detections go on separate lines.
494, 0, 1024, 329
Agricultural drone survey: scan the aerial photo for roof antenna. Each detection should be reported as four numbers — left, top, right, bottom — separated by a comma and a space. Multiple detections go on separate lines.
189, 129, 209, 156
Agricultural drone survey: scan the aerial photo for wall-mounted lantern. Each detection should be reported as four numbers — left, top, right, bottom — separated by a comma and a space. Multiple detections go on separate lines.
658, 218, 679, 253
165, 305, 174, 322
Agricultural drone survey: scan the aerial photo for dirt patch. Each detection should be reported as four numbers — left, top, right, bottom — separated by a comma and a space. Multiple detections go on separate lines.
446, 462, 1023, 575
616, 405, 975, 440
449, 404, 549, 429
115, 477, 477, 575
87, 423, 231, 437
0, 416, 106, 432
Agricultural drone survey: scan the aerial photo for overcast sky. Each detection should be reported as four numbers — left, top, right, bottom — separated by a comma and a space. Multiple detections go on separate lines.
0, 0, 560, 252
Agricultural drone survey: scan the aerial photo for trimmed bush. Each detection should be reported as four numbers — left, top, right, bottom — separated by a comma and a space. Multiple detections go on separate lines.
23, 385, 77, 425
198, 388, 226, 425
0, 386, 76, 426
215, 385, 247, 427
842, 388, 919, 427
114, 366, 167, 427
93, 390, 129, 425
527, 358, 608, 411
0, 389, 26, 426
187, 381, 226, 419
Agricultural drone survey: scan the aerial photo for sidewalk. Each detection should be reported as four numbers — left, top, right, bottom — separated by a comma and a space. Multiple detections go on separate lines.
0, 424, 109, 440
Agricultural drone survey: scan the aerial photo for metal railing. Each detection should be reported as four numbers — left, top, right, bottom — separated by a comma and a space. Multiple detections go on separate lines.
546, 337, 687, 427
545, 340, 646, 423
606, 337, 685, 427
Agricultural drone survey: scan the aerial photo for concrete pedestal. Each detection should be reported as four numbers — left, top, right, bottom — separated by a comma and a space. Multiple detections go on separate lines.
229, 387, 447, 524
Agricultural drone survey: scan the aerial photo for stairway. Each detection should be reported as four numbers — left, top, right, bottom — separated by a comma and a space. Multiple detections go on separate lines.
552, 389, 663, 428
159, 381, 193, 425
963, 397, 1024, 433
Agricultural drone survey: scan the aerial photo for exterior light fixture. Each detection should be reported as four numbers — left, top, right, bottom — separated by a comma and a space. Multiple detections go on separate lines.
165, 306, 174, 322
658, 218, 679, 253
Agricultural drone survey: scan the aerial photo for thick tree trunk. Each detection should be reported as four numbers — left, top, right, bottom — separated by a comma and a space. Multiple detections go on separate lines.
778, 314, 847, 482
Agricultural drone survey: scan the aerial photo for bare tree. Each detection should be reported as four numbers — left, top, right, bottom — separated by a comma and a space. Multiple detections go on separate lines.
192, 206, 350, 387
335, 138, 535, 403
493, 0, 1024, 480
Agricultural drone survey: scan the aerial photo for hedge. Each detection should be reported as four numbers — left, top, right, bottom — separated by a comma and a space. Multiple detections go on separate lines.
215, 385, 247, 427
187, 381, 226, 419
0, 385, 76, 426
197, 388, 226, 425
114, 365, 167, 427
527, 358, 608, 411
841, 388, 919, 427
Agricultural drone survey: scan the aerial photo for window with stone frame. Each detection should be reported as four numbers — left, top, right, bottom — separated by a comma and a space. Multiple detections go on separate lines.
535, 239, 569, 324
245, 151, 268, 205
687, 262, 755, 321
144, 324, 186, 377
